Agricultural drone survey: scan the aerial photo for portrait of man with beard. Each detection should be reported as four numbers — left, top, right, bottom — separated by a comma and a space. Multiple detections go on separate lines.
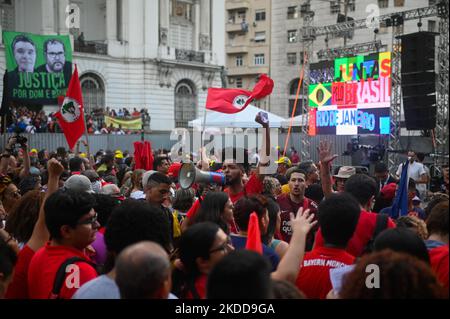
36, 39, 72, 86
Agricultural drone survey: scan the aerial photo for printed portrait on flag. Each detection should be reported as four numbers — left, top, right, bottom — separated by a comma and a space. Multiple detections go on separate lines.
3, 31, 72, 105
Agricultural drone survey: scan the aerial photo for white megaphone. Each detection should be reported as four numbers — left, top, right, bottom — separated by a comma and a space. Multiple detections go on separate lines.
179, 163, 226, 189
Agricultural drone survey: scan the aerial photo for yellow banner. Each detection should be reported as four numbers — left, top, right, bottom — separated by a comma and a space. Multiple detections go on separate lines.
104, 116, 142, 130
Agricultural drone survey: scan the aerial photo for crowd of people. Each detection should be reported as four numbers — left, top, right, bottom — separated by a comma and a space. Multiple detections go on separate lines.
6, 107, 150, 135
0, 114, 448, 300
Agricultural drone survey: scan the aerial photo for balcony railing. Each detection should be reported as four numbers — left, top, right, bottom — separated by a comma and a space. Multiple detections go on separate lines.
74, 40, 108, 55
175, 49, 205, 63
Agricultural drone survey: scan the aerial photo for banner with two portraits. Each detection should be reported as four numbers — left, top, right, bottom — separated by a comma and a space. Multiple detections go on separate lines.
3, 31, 72, 105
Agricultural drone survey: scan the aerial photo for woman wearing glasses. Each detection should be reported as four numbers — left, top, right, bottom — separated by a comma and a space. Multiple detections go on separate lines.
172, 222, 234, 299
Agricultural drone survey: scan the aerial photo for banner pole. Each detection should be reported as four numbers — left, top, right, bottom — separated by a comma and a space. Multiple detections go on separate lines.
200, 107, 208, 163
283, 62, 305, 157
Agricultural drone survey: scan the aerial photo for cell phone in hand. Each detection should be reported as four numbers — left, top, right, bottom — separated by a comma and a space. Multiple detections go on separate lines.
258, 111, 268, 124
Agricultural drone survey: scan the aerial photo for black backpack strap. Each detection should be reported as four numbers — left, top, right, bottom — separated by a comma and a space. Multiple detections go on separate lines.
373, 213, 389, 239
362, 213, 389, 255
50, 257, 96, 299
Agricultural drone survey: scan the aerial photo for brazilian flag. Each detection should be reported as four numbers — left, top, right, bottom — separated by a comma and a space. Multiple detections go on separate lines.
309, 83, 332, 108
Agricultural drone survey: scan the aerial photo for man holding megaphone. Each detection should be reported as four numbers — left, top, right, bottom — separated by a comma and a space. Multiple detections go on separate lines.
181, 113, 273, 231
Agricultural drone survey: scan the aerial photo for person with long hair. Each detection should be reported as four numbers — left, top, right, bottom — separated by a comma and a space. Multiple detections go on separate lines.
172, 222, 233, 299
5, 190, 45, 248
191, 192, 235, 234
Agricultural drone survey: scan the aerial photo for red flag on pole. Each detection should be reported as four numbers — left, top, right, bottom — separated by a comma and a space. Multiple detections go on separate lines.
243, 74, 274, 108
205, 88, 252, 114
55, 65, 85, 150
205, 74, 274, 114
245, 212, 263, 254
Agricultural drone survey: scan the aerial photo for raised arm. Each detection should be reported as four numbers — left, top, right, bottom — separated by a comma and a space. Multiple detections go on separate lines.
26, 158, 64, 252
255, 113, 271, 179
19, 143, 30, 179
1, 138, 15, 175
318, 140, 338, 199
271, 207, 317, 283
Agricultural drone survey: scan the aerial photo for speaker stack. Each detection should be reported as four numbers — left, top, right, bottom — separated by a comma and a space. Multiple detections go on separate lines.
400, 31, 437, 130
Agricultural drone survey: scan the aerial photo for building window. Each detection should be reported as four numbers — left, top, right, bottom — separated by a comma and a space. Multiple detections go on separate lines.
287, 30, 298, 43
254, 31, 266, 43
300, 3, 311, 17
378, 0, 389, 8
236, 77, 243, 88
287, 6, 298, 19
330, 1, 340, 14
236, 55, 243, 67
428, 20, 437, 32
394, 0, 404, 6
348, 0, 356, 11
254, 54, 265, 65
255, 9, 266, 21
0, 0, 15, 31
289, 79, 303, 117
174, 80, 196, 128
237, 10, 246, 20
228, 13, 236, 24
287, 53, 297, 65
299, 52, 305, 64
171, 0, 193, 21
80, 73, 105, 116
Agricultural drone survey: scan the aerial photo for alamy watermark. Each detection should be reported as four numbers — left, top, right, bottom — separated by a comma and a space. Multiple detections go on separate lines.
65, 4, 80, 29
169, 127, 280, 175
365, 4, 381, 30
365, 264, 380, 289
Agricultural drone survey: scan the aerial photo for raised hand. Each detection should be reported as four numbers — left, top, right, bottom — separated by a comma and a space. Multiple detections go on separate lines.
47, 158, 64, 177
255, 111, 269, 127
318, 140, 338, 165
290, 207, 317, 237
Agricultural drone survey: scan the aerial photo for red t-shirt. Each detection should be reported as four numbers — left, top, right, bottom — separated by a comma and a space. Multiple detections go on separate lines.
5, 245, 35, 299
277, 194, 318, 244
28, 243, 97, 299
429, 245, 449, 289
314, 210, 396, 257
296, 246, 355, 299
223, 173, 263, 204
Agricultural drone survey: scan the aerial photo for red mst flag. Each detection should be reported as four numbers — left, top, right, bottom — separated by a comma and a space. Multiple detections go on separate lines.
205, 88, 252, 114
55, 65, 86, 150
205, 74, 274, 114
242, 74, 274, 108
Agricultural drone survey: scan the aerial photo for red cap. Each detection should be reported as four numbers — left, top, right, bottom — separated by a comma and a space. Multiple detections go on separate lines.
381, 183, 397, 201
168, 162, 182, 178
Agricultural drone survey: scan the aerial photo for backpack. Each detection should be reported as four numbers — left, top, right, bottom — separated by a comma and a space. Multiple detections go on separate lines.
362, 213, 389, 255
49, 257, 98, 299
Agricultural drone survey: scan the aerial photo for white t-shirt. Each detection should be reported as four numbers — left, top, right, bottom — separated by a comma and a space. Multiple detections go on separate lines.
396, 161, 427, 193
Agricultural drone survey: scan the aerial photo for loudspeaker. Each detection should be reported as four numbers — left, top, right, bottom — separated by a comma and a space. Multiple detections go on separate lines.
400, 32, 437, 130
403, 95, 437, 130
401, 71, 435, 97
179, 163, 226, 189
401, 32, 436, 72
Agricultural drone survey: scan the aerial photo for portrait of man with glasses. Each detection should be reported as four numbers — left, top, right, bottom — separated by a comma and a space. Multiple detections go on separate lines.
36, 38, 72, 85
